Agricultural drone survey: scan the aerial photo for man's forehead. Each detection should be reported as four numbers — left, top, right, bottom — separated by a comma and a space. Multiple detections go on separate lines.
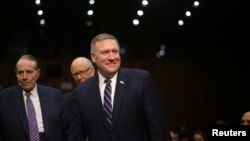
17, 58, 36, 65
16, 60, 37, 70
242, 112, 250, 119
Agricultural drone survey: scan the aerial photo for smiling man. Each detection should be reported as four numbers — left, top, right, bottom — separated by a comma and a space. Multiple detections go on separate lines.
68, 33, 169, 141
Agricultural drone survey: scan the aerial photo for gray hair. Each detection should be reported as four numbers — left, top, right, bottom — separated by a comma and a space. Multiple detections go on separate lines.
16, 54, 39, 71
90, 33, 120, 54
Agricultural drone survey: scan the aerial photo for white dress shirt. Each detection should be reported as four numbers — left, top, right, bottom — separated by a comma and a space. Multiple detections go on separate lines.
23, 84, 44, 133
98, 72, 117, 109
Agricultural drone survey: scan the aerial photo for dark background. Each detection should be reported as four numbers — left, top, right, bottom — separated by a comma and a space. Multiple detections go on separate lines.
1, 0, 250, 136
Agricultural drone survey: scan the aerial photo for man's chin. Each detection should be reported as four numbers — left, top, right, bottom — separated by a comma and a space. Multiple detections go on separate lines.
21, 86, 32, 91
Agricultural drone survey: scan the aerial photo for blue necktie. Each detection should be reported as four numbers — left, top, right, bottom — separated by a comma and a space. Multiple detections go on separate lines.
104, 78, 112, 126
26, 92, 40, 141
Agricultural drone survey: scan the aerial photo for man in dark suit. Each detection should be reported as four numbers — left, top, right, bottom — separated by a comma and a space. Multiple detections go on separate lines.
63, 57, 95, 140
69, 33, 169, 141
0, 54, 64, 141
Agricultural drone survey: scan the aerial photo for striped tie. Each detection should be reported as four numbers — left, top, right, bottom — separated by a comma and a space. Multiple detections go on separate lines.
26, 92, 40, 141
104, 78, 112, 126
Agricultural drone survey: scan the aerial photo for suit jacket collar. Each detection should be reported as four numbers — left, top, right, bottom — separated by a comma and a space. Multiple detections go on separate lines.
13, 85, 50, 136
37, 85, 49, 135
111, 68, 128, 130
13, 86, 29, 137
90, 74, 109, 129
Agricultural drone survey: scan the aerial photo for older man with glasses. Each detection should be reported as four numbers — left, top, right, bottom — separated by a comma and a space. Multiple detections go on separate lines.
70, 57, 95, 86
63, 56, 95, 140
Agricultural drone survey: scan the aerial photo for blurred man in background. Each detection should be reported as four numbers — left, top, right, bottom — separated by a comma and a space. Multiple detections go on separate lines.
70, 57, 95, 86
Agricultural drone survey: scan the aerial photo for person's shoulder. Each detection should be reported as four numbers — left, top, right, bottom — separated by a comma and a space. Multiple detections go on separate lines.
64, 90, 74, 96
0, 85, 20, 99
74, 81, 90, 93
121, 67, 150, 76
77, 75, 96, 88
0, 85, 19, 94
63, 90, 74, 99
62, 91, 74, 105
37, 84, 61, 93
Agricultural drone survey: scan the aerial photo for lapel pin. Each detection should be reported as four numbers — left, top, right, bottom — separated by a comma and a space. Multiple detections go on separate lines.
120, 81, 124, 84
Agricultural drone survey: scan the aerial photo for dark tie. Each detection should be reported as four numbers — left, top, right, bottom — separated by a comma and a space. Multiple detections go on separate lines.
104, 78, 112, 126
26, 92, 40, 141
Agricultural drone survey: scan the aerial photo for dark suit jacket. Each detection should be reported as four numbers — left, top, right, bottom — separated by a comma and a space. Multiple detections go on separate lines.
0, 85, 64, 141
69, 68, 168, 141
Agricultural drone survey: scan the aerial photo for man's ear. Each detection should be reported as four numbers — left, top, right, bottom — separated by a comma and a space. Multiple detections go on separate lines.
91, 53, 96, 63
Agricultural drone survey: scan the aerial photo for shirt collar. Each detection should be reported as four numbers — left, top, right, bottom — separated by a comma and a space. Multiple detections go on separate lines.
98, 71, 118, 84
22, 84, 38, 96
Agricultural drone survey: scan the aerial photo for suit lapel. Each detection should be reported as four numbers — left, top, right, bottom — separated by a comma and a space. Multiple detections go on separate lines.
90, 75, 111, 130
111, 68, 128, 130
37, 86, 49, 135
13, 87, 29, 137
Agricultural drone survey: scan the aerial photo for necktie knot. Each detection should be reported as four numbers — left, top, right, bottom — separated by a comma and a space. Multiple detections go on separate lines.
26, 92, 32, 97
104, 78, 111, 84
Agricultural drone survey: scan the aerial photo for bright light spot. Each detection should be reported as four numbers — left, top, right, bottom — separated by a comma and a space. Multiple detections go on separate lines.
193, 1, 200, 7
156, 50, 166, 58
37, 10, 43, 16
156, 44, 167, 58
159, 50, 165, 56
185, 11, 191, 17
35, 0, 41, 5
87, 10, 94, 16
89, 0, 95, 5
178, 20, 184, 26
133, 19, 140, 26
142, 0, 149, 6
137, 10, 144, 16
156, 51, 165, 58
40, 19, 45, 26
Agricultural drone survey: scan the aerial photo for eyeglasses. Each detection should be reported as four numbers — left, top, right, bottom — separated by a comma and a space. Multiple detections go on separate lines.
72, 67, 91, 78
241, 119, 250, 125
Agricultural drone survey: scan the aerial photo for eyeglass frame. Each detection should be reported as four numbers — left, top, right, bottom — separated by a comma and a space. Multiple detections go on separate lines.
71, 66, 92, 78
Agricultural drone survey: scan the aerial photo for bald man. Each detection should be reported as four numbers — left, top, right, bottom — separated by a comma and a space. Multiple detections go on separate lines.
241, 111, 250, 125
70, 57, 95, 85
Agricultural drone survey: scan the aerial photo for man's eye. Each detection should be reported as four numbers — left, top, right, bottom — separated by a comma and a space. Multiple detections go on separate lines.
101, 51, 109, 54
26, 71, 33, 74
17, 71, 23, 75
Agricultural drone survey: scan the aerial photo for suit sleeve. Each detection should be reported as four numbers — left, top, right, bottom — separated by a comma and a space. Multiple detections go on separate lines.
142, 73, 169, 141
65, 93, 87, 141
0, 122, 5, 141
0, 94, 5, 141
0, 135, 3, 141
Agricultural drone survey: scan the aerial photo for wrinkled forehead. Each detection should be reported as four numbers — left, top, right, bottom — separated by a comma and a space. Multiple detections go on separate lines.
242, 112, 250, 119
16, 59, 37, 70
95, 39, 119, 49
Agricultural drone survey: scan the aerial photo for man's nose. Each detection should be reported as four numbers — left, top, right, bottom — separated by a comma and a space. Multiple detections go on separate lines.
108, 52, 115, 59
23, 72, 28, 79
